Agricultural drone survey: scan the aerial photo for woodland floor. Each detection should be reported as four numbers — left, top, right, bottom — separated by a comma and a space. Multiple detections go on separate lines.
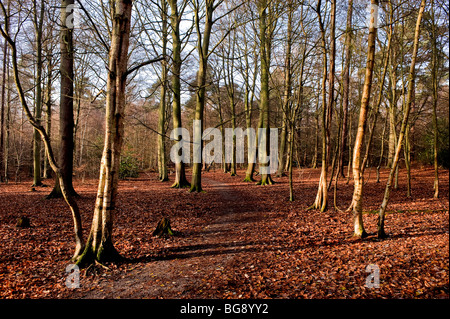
0, 166, 448, 299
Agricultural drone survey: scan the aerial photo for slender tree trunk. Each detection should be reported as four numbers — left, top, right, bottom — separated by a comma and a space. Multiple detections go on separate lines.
310, 0, 334, 211
32, 0, 45, 187
277, 1, 293, 178
43, 43, 53, 179
77, 0, 133, 265
377, 114, 388, 183
243, 38, 257, 182
387, 50, 397, 168
431, 0, 439, 198
404, 124, 411, 197
224, 31, 237, 176
377, 0, 425, 238
361, 8, 393, 173
0, 6, 7, 183
348, 0, 379, 238
338, 0, 353, 178
158, 0, 169, 182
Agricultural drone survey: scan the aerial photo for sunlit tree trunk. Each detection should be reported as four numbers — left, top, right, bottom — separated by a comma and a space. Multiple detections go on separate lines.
77, 0, 133, 264
310, 0, 334, 211
377, 0, 425, 238
348, 0, 379, 238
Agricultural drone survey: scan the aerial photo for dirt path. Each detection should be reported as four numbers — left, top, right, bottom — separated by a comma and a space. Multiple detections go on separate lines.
79, 177, 260, 298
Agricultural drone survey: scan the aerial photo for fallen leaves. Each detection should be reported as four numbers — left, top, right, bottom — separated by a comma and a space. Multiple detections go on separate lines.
0, 166, 448, 299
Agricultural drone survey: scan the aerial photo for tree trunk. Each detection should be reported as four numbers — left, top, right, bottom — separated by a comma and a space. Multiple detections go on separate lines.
43, 51, 53, 179
387, 48, 397, 168
157, 0, 169, 182
48, 0, 77, 198
256, 0, 275, 186
77, 0, 133, 265
243, 35, 257, 182
377, 0, 425, 238
276, 2, 293, 178
32, 0, 45, 187
431, 0, 439, 198
1, 7, 84, 259
0, 2, 8, 183
338, 0, 353, 178
310, 0, 334, 211
361, 6, 393, 173
348, 0, 379, 238
169, 0, 190, 189
189, 0, 214, 193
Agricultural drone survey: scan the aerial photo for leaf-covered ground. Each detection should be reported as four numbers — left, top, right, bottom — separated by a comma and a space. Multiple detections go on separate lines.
0, 166, 448, 299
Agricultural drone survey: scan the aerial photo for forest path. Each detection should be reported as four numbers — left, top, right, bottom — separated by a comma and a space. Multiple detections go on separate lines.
80, 177, 262, 298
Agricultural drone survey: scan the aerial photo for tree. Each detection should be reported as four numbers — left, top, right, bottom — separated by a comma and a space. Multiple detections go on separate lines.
309, 0, 335, 211
0, 0, 8, 183
377, 0, 426, 239
189, 0, 216, 192
31, 0, 45, 187
76, 0, 134, 265
430, 0, 439, 198
347, 0, 379, 238
0, 0, 84, 259
189, 0, 242, 192
337, 0, 353, 179
256, 0, 277, 186
169, 0, 190, 188
157, 0, 169, 182
276, 0, 293, 178
47, 0, 77, 198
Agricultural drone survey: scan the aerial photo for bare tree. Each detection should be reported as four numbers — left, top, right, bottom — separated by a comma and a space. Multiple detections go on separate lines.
377, 0, 426, 239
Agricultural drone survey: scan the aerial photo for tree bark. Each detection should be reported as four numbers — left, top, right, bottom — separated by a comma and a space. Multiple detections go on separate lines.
169, 0, 190, 189
348, 0, 379, 238
310, 0, 334, 211
256, 0, 275, 186
338, 0, 353, 178
190, 0, 214, 192
277, 1, 293, 178
48, 0, 77, 198
32, 0, 45, 187
157, 0, 169, 182
77, 0, 133, 265
431, 0, 439, 198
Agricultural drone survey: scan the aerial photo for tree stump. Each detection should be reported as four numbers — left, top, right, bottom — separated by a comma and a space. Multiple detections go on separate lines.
16, 216, 31, 228
153, 217, 174, 237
